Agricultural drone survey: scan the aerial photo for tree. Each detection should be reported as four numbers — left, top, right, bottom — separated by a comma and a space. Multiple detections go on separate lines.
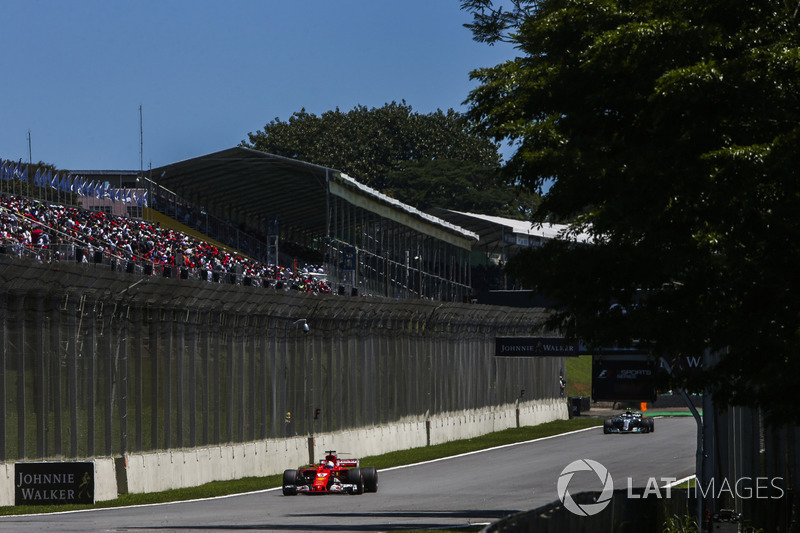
462, 0, 800, 421
242, 101, 536, 217
383, 158, 537, 218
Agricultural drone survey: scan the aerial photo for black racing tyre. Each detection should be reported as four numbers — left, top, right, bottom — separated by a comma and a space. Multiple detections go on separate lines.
347, 468, 364, 495
603, 419, 613, 434
282, 469, 298, 496
648, 418, 655, 433
362, 467, 378, 493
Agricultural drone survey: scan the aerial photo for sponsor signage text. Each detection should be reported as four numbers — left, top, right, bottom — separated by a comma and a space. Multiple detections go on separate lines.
15, 462, 94, 505
495, 337, 579, 357
592, 356, 657, 402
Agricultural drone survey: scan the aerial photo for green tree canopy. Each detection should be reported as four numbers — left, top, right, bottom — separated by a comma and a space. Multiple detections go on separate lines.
383, 158, 537, 218
243, 101, 536, 217
463, 0, 800, 421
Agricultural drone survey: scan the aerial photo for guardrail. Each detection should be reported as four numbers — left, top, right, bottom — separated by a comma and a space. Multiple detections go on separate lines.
482, 489, 694, 532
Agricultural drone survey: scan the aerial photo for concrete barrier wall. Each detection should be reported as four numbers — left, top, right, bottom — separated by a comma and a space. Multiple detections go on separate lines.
0, 458, 117, 506
121, 438, 310, 494
95, 458, 118, 502
120, 398, 567, 497
0, 399, 566, 504
0, 464, 11, 508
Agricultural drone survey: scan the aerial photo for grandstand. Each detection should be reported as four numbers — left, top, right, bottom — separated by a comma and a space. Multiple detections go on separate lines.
1, 153, 602, 300
2, 151, 479, 301
426, 208, 592, 294
148, 147, 478, 301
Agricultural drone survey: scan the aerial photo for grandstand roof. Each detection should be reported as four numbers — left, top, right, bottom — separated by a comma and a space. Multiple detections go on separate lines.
424, 208, 591, 255
150, 147, 478, 248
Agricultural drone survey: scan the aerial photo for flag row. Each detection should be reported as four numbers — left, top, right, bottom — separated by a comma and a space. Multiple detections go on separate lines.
0, 158, 149, 207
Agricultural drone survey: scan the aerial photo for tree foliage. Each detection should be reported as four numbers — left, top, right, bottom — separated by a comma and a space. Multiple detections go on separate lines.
383, 158, 537, 218
243, 101, 536, 217
462, 0, 800, 421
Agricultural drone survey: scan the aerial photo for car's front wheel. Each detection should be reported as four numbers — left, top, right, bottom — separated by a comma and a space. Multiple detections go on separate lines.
282, 469, 298, 496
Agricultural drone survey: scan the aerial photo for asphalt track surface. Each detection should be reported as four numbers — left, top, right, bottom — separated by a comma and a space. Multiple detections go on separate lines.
1, 417, 696, 532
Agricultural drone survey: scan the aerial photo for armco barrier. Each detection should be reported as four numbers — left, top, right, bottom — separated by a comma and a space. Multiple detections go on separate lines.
482, 489, 694, 533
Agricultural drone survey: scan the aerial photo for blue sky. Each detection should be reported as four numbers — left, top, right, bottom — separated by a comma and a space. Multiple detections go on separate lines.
1, 1, 516, 172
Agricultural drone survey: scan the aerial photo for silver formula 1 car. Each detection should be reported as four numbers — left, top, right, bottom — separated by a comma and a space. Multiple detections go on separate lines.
603, 409, 654, 434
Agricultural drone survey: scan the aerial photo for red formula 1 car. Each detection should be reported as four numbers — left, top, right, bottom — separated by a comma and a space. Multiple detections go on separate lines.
282, 450, 378, 495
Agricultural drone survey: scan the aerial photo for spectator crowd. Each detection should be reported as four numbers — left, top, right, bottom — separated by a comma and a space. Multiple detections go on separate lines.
0, 194, 332, 294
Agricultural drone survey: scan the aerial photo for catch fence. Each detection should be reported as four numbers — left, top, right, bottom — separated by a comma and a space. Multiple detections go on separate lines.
0, 255, 561, 461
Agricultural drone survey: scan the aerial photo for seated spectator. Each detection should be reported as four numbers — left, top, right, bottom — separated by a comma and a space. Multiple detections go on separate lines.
0, 193, 331, 295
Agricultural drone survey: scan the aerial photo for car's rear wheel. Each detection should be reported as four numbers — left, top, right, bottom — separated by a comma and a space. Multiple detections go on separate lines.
347, 468, 364, 495
362, 467, 378, 493
648, 418, 655, 433
282, 469, 298, 496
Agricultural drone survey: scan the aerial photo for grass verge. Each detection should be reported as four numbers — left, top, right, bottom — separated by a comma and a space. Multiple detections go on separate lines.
566, 355, 592, 397
1, 417, 602, 517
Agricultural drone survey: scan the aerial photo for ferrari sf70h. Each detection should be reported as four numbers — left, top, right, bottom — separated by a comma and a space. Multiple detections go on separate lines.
282, 450, 378, 495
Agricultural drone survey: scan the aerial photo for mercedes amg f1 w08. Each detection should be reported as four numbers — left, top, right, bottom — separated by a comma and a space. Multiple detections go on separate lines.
603, 409, 654, 434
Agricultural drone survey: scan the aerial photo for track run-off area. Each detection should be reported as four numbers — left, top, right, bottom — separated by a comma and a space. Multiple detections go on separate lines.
1, 417, 696, 532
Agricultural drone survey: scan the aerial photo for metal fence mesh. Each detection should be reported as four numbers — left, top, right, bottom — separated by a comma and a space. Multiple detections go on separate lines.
0, 255, 561, 461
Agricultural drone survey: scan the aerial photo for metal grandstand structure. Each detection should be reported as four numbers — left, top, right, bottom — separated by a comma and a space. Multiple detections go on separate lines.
150, 147, 479, 301
1, 153, 484, 301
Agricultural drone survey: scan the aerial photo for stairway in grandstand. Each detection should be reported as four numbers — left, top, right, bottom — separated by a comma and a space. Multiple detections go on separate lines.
142, 207, 251, 260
